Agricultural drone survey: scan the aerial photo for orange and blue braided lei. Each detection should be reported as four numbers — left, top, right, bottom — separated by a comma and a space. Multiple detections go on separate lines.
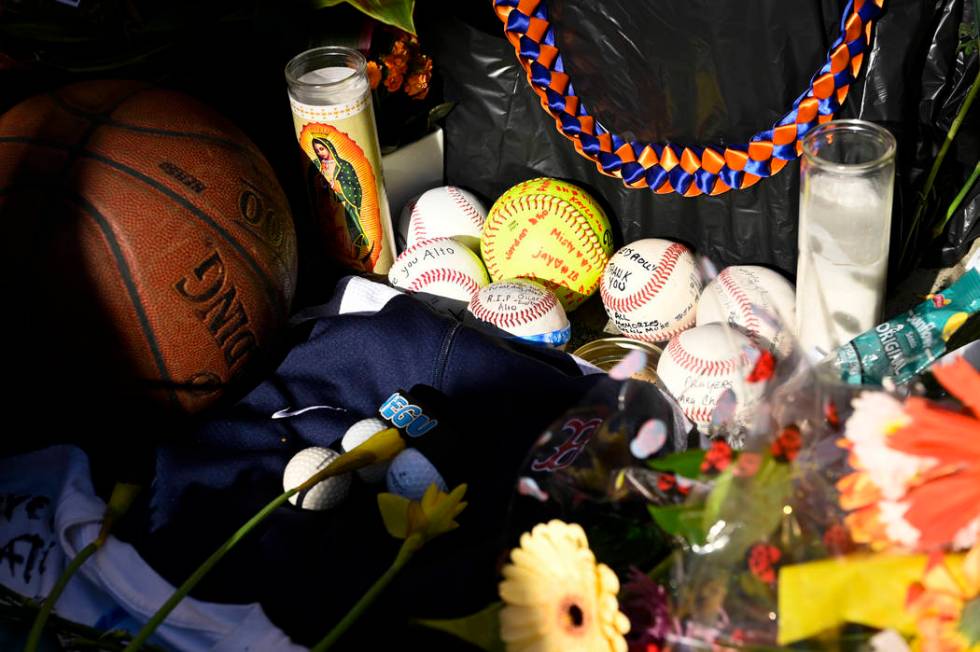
493, 0, 886, 196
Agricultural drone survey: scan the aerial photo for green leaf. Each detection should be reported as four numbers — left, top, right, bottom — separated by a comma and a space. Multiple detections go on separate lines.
647, 504, 706, 545
428, 102, 457, 129
701, 456, 792, 564
310, 0, 416, 35
414, 602, 505, 652
701, 466, 734, 530
646, 449, 707, 479
960, 596, 980, 646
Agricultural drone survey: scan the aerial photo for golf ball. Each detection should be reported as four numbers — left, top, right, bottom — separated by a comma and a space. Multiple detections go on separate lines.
283, 447, 351, 510
386, 448, 447, 501
340, 417, 391, 484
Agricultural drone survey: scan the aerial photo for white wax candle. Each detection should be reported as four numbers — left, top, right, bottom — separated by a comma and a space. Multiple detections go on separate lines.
796, 173, 893, 357
290, 66, 369, 106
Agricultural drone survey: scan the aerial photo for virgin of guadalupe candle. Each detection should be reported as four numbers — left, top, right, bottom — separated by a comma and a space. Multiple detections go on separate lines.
285, 46, 396, 273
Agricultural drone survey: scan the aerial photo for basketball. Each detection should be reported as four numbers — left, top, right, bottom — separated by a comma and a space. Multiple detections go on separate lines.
0, 80, 298, 415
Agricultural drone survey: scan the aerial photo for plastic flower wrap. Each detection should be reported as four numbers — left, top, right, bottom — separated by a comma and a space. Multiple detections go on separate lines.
505, 360, 698, 579
655, 356, 980, 651
498, 301, 980, 652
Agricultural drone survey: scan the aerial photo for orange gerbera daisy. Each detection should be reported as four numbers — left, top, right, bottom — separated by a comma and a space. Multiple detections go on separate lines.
838, 358, 980, 552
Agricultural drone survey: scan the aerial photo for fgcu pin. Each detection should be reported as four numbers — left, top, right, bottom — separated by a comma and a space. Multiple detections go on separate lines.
377, 386, 461, 486
285, 46, 396, 274
378, 390, 438, 438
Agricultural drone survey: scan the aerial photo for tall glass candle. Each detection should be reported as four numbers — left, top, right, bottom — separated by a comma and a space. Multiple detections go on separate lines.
796, 120, 897, 359
285, 46, 396, 274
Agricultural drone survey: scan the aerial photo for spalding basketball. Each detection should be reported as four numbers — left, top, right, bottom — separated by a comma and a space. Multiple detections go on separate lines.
0, 80, 297, 415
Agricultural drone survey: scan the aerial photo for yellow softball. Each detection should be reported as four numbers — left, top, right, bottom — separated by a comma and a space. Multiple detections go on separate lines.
481, 178, 614, 311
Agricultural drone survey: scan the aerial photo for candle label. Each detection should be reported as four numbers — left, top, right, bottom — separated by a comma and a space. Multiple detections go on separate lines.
289, 95, 395, 274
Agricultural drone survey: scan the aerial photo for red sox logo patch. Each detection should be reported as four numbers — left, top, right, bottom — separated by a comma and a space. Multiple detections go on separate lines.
530, 417, 603, 472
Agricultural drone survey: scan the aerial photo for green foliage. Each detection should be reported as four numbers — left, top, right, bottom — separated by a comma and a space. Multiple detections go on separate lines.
647, 504, 706, 545
428, 101, 456, 131
959, 20, 978, 57
0, 585, 166, 652
311, 0, 416, 35
415, 602, 506, 652
646, 449, 707, 479
701, 456, 792, 565
960, 596, 980, 646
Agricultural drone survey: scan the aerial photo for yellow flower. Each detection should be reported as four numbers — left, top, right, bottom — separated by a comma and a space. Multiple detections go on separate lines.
377, 482, 467, 544
907, 544, 980, 652
499, 520, 630, 652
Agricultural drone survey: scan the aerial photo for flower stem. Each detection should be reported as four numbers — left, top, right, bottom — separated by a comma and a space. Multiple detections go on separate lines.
900, 64, 980, 263
122, 489, 296, 652
24, 542, 98, 652
122, 436, 404, 651
25, 482, 141, 652
310, 536, 421, 652
933, 160, 980, 238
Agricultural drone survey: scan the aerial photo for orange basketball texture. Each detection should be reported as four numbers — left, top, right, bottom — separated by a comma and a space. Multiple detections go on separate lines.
0, 81, 298, 415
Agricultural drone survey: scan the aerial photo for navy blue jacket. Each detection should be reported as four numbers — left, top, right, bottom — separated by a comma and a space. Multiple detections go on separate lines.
118, 282, 620, 648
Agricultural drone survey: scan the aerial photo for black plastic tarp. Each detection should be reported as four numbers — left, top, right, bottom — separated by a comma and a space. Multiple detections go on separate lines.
423, 0, 979, 280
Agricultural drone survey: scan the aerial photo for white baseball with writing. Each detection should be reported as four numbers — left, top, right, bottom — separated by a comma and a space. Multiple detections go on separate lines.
600, 239, 702, 342
656, 323, 764, 430
405, 186, 487, 252
388, 236, 490, 303
468, 279, 571, 348
696, 265, 797, 354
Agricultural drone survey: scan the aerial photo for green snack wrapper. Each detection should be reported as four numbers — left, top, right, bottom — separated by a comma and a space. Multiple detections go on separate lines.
833, 268, 980, 386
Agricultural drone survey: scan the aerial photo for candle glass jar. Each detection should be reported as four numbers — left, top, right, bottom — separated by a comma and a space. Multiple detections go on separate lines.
285, 46, 396, 274
795, 120, 897, 359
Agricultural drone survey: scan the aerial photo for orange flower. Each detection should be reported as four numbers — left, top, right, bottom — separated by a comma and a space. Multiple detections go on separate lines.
366, 61, 381, 90
906, 544, 980, 652
837, 360, 980, 551
404, 73, 429, 99
404, 56, 432, 100
932, 357, 980, 417
383, 49, 409, 78
384, 71, 403, 93
886, 395, 980, 550
391, 39, 410, 58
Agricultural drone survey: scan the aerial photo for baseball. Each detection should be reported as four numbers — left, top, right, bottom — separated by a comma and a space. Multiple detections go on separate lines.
404, 186, 487, 252
468, 279, 571, 348
388, 237, 490, 302
600, 239, 702, 342
283, 447, 351, 510
481, 177, 614, 312
656, 323, 765, 430
696, 265, 797, 354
